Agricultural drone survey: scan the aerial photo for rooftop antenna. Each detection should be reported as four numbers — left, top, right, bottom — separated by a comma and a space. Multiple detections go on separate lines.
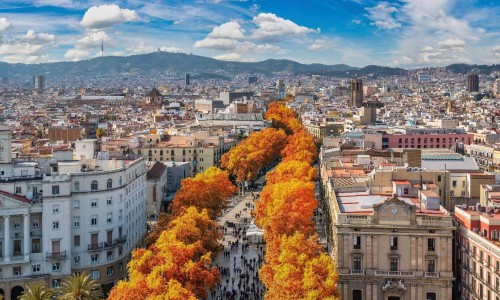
101, 38, 104, 58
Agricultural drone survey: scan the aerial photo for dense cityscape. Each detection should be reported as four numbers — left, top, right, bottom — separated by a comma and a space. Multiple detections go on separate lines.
1, 1, 500, 300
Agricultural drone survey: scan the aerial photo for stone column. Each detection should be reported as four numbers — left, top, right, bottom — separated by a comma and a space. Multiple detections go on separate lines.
447, 238, 453, 272
23, 214, 30, 259
372, 282, 378, 300
411, 285, 416, 300
367, 236, 372, 269
417, 237, 423, 270
410, 236, 417, 270
372, 235, 378, 269
366, 283, 373, 300
343, 235, 349, 268
3, 215, 10, 261
440, 237, 446, 272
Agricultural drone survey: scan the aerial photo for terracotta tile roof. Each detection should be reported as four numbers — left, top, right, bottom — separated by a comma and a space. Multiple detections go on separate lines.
147, 161, 167, 180
0, 191, 32, 204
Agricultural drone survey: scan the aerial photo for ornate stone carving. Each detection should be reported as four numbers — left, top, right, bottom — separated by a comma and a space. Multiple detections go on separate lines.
382, 279, 407, 295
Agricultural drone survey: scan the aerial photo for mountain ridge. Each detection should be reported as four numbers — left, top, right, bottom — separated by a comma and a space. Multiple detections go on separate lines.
0, 52, 498, 79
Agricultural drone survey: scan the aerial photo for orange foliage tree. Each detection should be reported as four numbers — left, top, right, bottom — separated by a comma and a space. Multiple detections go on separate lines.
254, 179, 317, 241
281, 129, 317, 164
146, 212, 172, 246
108, 209, 219, 300
266, 160, 316, 185
221, 128, 287, 191
264, 102, 301, 133
170, 167, 237, 219
259, 232, 339, 300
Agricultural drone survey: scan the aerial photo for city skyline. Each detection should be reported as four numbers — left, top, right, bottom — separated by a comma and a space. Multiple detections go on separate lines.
0, 0, 498, 67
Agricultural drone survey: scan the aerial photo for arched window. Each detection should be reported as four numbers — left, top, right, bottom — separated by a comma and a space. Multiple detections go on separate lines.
74, 181, 80, 192
107, 179, 113, 189
91, 180, 98, 191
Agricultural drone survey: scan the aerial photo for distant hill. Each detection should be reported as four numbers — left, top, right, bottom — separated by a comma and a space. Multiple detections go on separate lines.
0, 52, 497, 80
445, 64, 500, 75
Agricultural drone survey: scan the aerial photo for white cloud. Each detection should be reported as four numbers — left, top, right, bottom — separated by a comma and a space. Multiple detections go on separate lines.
251, 13, 319, 40
493, 46, 500, 58
438, 38, 466, 51
0, 18, 11, 32
80, 4, 139, 29
208, 21, 245, 39
64, 49, 90, 61
250, 4, 260, 13
195, 38, 280, 53
351, 19, 362, 25
308, 40, 332, 51
366, 2, 401, 29
21, 30, 56, 45
213, 52, 241, 61
127, 43, 184, 54
76, 31, 109, 49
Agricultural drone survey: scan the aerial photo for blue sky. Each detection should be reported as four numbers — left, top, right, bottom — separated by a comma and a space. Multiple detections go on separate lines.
0, 0, 498, 67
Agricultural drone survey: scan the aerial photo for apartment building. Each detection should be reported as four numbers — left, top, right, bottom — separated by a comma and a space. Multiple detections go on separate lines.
0, 126, 147, 299
382, 128, 473, 149
329, 191, 455, 300
132, 131, 236, 175
454, 203, 500, 300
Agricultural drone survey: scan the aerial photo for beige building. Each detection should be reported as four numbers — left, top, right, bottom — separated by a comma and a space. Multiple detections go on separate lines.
131, 131, 236, 175
329, 192, 455, 300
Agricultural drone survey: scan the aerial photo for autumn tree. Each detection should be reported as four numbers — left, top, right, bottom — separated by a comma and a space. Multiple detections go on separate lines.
259, 232, 339, 300
281, 129, 317, 164
254, 180, 317, 241
264, 102, 300, 133
170, 167, 236, 219
146, 212, 172, 246
221, 128, 287, 193
166, 206, 222, 257
108, 227, 219, 300
266, 160, 316, 185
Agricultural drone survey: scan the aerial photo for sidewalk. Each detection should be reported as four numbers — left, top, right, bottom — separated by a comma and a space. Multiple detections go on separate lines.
208, 191, 265, 300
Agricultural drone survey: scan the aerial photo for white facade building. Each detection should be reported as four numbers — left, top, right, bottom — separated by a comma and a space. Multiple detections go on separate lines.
0, 126, 147, 299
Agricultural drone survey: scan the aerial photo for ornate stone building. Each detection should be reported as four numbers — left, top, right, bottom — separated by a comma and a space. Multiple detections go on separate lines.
329, 192, 455, 300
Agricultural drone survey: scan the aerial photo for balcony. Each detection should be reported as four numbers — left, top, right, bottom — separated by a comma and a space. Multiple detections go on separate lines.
374, 271, 414, 277
424, 272, 439, 278
46, 251, 67, 260
88, 236, 127, 251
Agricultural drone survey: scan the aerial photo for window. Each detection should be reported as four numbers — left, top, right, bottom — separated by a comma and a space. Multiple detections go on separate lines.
52, 262, 60, 271
74, 181, 79, 192
353, 290, 362, 300
74, 256, 80, 265
52, 185, 60, 195
91, 216, 98, 226
118, 262, 123, 271
107, 198, 112, 205
91, 200, 98, 208
390, 259, 398, 271
426, 292, 437, 300
91, 254, 99, 262
13, 266, 21, 276
427, 259, 436, 272
118, 247, 123, 256
32, 264, 41, 273
73, 200, 80, 209
14, 240, 21, 255
32, 219, 39, 228
437, 175, 441, 182
15, 187, 21, 194
107, 251, 113, 260
428, 238, 435, 251
107, 179, 113, 189
452, 180, 457, 187
390, 237, 398, 250
107, 266, 114, 276
353, 257, 362, 270
119, 176, 122, 186
107, 213, 112, 224
52, 279, 61, 288
91, 270, 99, 280
32, 239, 41, 253
74, 217, 80, 228
353, 236, 361, 249
74, 235, 80, 247
52, 221, 59, 230
91, 180, 98, 191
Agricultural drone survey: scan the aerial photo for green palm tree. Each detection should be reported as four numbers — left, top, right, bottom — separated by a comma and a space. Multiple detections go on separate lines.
19, 282, 55, 300
59, 274, 104, 300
